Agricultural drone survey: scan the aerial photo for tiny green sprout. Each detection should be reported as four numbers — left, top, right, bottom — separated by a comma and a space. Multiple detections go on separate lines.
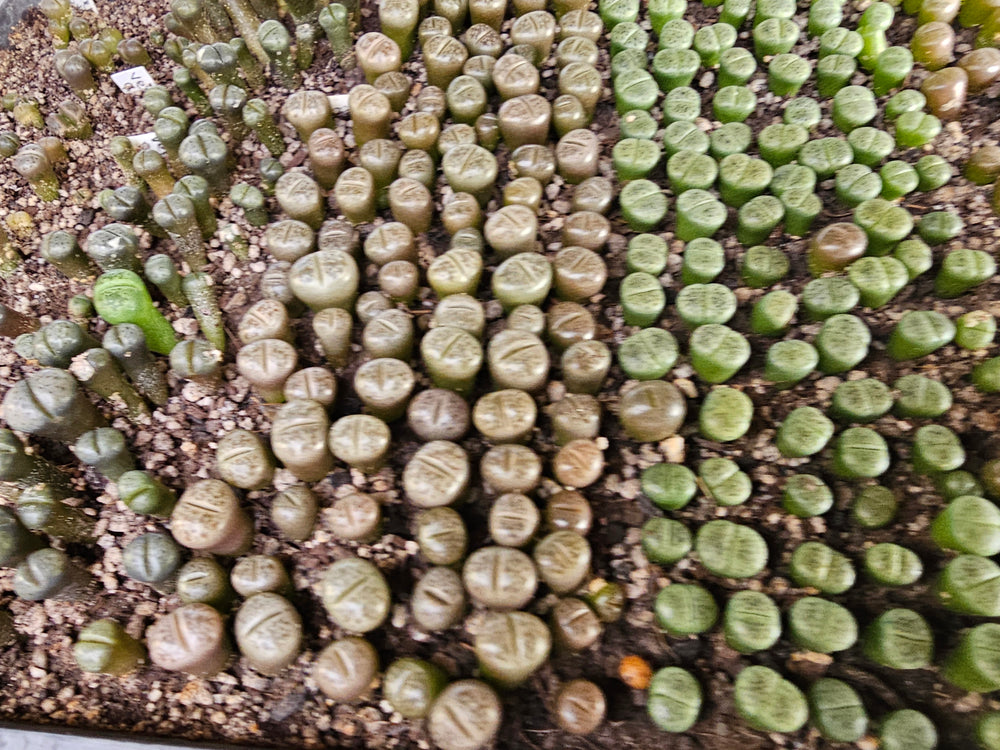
133, 148, 176, 199
197, 42, 240, 87
733, 666, 808, 734
94, 271, 178, 355
0, 130, 20, 157
77, 37, 114, 72
153, 107, 189, 161
173, 174, 218, 239
209, 84, 248, 140
12, 96, 43, 129
108, 136, 142, 187
117, 37, 150, 65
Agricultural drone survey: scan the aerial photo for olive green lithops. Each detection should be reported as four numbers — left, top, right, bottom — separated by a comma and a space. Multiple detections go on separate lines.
699, 458, 752, 507
695, 520, 768, 579
733, 666, 808, 733
617, 328, 679, 382
639, 464, 696, 513
931, 495, 1000, 556
379, 658, 447, 721
647, 667, 702, 733
879, 710, 938, 750
790, 541, 856, 594
775, 407, 834, 458
699, 387, 753, 442
955, 311, 996, 350
935, 248, 997, 298
942, 623, 1000, 692
863, 608, 934, 671
815, 314, 871, 374
654, 583, 718, 636
912, 424, 965, 476
849, 485, 896, 530
174, 557, 233, 611
724, 590, 781, 654
689, 324, 751, 384
809, 679, 868, 743
788, 596, 857, 654
893, 373, 953, 418
782, 474, 834, 519
74, 619, 145, 675
640, 517, 691, 566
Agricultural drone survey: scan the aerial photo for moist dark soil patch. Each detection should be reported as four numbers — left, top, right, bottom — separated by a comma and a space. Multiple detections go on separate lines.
1, 0, 1000, 748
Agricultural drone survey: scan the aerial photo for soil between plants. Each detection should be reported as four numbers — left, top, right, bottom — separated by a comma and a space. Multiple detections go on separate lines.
0, 0, 999, 748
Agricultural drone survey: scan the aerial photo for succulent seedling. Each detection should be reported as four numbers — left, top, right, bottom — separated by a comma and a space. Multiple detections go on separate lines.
74, 619, 145, 675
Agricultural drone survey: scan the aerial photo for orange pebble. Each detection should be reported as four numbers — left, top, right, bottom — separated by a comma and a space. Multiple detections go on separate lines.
618, 655, 652, 690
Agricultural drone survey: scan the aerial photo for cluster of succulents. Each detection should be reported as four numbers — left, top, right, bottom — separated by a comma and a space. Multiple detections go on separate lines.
602, 0, 1000, 745
2, 0, 1000, 744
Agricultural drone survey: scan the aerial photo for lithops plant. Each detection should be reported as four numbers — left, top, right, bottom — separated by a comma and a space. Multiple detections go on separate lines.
1, 0, 1000, 743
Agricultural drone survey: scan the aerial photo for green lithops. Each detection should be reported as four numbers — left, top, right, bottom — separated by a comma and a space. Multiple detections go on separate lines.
733, 666, 808, 733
